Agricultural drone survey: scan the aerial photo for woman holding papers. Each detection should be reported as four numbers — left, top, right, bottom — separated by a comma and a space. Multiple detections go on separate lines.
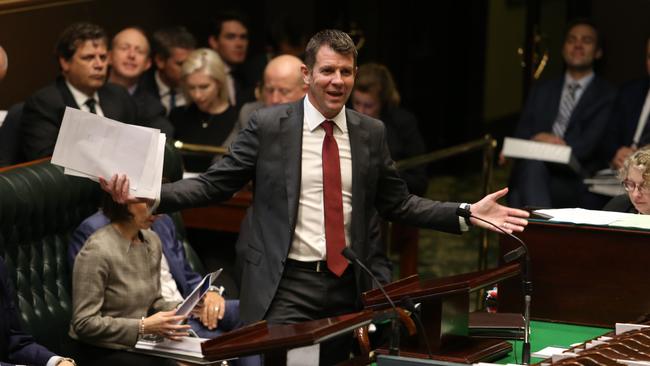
170, 48, 238, 172
69, 194, 187, 365
604, 149, 650, 214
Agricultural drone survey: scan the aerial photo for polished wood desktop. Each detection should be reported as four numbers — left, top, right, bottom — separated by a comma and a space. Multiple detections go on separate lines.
499, 220, 650, 328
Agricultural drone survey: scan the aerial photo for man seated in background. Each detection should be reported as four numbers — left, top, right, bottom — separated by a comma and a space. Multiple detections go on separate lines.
20, 22, 137, 161
108, 27, 174, 136
140, 26, 196, 115
601, 35, 650, 170
68, 209, 241, 339
207, 11, 264, 108
506, 19, 616, 209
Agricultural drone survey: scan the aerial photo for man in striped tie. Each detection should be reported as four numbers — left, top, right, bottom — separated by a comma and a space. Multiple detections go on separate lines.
506, 18, 616, 209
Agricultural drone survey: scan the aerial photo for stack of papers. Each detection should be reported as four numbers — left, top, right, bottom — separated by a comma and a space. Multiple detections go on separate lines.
584, 169, 625, 197
502, 137, 581, 173
51, 107, 165, 199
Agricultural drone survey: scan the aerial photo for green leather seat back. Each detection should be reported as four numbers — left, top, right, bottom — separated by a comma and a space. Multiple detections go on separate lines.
0, 162, 100, 353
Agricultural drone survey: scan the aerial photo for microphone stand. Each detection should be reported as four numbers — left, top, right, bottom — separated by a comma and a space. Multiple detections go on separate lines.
456, 207, 532, 365
341, 248, 400, 356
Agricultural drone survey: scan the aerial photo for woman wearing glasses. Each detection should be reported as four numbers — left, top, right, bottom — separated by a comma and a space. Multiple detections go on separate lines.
604, 149, 650, 214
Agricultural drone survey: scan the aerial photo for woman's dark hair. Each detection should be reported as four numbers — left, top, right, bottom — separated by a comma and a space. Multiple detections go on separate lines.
101, 193, 133, 223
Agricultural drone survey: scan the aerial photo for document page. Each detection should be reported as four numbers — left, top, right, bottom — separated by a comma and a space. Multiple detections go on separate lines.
51, 107, 164, 199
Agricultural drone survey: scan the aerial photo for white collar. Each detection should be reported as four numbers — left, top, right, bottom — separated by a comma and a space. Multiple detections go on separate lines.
65, 79, 99, 108
303, 95, 347, 133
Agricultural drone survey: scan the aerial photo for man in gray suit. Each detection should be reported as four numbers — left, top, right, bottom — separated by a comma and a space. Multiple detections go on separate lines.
103, 29, 529, 331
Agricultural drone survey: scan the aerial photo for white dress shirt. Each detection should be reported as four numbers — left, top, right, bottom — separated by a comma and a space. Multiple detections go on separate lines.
159, 254, 184, 302
632, 87, 650, 147
65, 80, 104, 117
288, 97, 353, 261
155, 71, 186, 114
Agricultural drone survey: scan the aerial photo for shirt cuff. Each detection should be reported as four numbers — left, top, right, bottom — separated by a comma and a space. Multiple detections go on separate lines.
47, 356, 62, 366
458, 203, 471, 232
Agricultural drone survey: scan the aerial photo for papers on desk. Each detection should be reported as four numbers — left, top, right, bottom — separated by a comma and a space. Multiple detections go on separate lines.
534, 208, 650, 230
135, 336, 206, 358
502, 137, 581, 173
51, 108, 165, 199
584, 169, 625, 197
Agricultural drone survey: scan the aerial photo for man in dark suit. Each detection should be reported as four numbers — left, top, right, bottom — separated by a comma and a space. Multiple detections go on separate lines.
208, 11, 265, 108
103, 28, 528, 333
107, 27, 174, 136
601, 35, 650, 170
140, 26, 196, 115
1, 257, 75, 366
20, 22, 137, 161
507, 19, 616, 209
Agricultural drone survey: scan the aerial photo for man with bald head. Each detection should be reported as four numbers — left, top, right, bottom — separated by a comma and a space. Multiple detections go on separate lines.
109, 27, 173, 135
237, 54, 307, 128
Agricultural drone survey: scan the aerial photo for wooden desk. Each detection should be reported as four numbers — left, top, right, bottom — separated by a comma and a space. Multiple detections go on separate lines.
499, 220, 650, 327
181, 190, 252, 233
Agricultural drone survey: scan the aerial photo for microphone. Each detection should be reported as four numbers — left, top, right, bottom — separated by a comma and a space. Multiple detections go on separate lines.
456, 205, 533, 365
341, 247, 400, 356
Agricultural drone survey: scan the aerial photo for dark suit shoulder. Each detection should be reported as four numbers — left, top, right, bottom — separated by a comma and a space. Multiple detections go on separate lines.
24, 82, 67, 109
603, 194, 636, 213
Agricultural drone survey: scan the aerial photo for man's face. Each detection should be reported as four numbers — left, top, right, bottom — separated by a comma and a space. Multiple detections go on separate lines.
155, 47, 191, 88
562, 24, 601, 71
210, 20, 248, 65
302, 46, 355, 119
263, 70, 306, 106
109, 28, 151, 80
60, 39, 108, 95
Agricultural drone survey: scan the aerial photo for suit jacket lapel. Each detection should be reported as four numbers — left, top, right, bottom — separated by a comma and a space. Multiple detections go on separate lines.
56, 76, 79, 109
280, 101, 304, 231
346, 110, 369, 255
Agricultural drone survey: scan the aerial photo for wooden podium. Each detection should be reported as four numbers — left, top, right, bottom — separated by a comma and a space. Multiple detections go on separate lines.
201, 311, 374, 364
499, 220, 650, 327
362, 264, 521, 363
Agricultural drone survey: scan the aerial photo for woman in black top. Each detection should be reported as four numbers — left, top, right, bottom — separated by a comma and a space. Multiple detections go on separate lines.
170, 48, 238, 172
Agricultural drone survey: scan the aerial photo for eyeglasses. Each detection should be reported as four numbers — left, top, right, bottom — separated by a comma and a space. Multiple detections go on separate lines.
622, 179, 650, 194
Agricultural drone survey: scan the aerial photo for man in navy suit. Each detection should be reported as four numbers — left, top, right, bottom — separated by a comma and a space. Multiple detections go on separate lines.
68, 211, 241, 338
1, 257, 75, 366
601, 35, 650, 170
20, 22, 138, 161
0, 43, 76, 366
507, 19, 616, 208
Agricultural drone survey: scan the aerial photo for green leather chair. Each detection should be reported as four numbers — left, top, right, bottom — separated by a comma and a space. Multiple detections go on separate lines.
0, 142, 203, 353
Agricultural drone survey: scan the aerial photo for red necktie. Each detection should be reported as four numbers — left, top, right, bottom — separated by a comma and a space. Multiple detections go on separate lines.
321, 120, 348, 276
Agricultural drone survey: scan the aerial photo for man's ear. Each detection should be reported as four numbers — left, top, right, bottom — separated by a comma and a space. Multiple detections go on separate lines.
59, 56, 70, 74
208, 35, 219, 51
301, 64, 310, 84
143, 57, 152, 71
154, 54, 165, 70
595, 47, 603, 60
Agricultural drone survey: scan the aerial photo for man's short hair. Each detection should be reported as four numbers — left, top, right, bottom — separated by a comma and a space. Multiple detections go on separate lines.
304, 29, 357, 70
111, 26, 151, 56
56, 22, 108, 61
208, 11, 250, 37
564, 18, 602, 50
151, 26, 197, 59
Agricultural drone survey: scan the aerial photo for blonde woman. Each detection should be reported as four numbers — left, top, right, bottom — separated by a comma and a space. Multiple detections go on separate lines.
604, 148, 650, 214
170, 48, 239, 172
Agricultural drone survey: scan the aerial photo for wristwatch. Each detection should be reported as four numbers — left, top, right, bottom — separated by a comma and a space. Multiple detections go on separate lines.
207, 285, 225, 295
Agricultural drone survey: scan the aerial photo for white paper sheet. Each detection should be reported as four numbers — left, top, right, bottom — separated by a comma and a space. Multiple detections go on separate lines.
502, 137, 573, 164
51, 107, 164, 199
535, 208, 631, 225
